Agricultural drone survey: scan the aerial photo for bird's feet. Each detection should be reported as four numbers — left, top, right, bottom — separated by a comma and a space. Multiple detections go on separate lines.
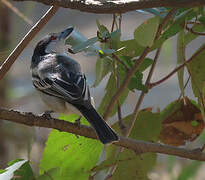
41, 110, 54, 119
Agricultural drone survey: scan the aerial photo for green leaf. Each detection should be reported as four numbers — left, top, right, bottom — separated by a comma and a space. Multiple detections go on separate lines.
40, 114, 103, 180
71, 37, 98, 53
96, 20, 109, 35
184, 23, 205, 45
134, 16, 160, 47
177, 161, 201, 180
13, 161, 35, 180
98, 73, 129, 117
137, 58, 153, 72
177, 30, 185, 96
93, 57, 113, 87
117, 39, 145, 57
187, 45, 205, 99
105, 111, 161, 180
128, 71, 148, 92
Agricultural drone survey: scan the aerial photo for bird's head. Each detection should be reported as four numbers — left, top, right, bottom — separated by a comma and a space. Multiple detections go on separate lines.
34, 26, 73, 56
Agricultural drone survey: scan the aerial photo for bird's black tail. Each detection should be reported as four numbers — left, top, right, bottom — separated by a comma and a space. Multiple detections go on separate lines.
76, 104, 119, 144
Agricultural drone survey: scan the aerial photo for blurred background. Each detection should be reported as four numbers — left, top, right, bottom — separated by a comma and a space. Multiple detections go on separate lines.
0, 1, 205, 179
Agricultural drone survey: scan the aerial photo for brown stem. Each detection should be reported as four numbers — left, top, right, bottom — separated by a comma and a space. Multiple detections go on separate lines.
0, 6, 59, 81
13, 0, 205, 14
1, 108, 205, 161
148, 45, 205, 88
154, 8, 178, 41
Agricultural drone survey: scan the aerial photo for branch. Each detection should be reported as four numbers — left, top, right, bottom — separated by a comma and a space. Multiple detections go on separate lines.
148, 45, 205, 88
103, 8, 177, 120
13, 0, 205, 14
1, 108, 205, 161
0, 6, 59, 81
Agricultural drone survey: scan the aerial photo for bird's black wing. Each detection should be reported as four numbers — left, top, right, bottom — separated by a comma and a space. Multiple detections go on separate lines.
32, 70, 86, 103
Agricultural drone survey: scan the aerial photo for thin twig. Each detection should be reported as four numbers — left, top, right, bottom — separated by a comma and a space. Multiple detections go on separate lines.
1, 108, 205, 161
111, 14, 116, 32
0, 6, 59, 81
148, 45, 205, 88
178, 75, 191, 100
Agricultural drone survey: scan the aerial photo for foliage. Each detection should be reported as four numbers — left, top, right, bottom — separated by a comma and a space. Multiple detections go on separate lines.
3, 5, 205, 180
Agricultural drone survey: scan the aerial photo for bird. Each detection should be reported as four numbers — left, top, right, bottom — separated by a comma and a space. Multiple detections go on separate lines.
30, 27, 119, 144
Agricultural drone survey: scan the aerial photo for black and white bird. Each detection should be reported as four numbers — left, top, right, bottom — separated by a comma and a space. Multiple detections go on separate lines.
31, 27, 119, 144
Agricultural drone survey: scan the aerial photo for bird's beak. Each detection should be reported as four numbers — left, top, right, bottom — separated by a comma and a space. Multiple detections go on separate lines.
59, 26, 74, 40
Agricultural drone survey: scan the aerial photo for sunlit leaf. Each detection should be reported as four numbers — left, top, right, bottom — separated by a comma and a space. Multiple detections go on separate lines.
134, 16, 160, 47
40, 115, 103, 180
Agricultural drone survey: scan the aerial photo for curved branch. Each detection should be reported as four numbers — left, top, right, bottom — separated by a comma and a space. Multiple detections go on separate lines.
13, 0, 205, 14
1, 108, 205, 161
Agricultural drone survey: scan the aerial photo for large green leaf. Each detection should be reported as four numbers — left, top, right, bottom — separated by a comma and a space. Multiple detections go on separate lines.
97, 111, 161, 180
98, 73, 129, 117
134, 16, 160, 47
40, 114, 103, 180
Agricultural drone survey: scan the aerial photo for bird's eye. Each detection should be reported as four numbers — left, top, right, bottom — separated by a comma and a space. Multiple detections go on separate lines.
50, 36, 57, 41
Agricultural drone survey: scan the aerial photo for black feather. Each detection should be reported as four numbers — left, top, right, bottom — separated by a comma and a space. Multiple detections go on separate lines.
76, 104, 119, 144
